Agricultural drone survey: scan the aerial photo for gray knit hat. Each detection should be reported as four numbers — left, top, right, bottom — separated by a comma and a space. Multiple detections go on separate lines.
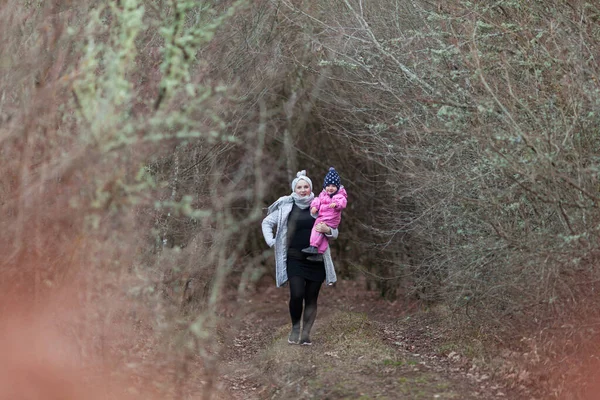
291, 170, 313, 192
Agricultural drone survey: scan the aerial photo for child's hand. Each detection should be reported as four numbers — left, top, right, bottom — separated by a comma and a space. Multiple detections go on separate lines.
311, 207, 318, 214
329, 203, 337, 208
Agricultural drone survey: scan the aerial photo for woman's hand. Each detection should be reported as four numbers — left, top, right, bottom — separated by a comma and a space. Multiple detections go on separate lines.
314, 222, 331, 234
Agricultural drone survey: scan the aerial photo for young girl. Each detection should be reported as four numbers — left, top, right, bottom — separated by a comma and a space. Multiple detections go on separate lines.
302, 167, 348, 261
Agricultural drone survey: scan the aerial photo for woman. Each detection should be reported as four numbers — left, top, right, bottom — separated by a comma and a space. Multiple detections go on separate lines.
262, 170, 338, 345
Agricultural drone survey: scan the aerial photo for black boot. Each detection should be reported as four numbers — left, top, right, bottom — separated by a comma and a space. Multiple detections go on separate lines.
300, 331, 312, 346
288, 324, 301, 344
306, 254, 323, 262
301, 246, 318, 254
301, 308, 317, 346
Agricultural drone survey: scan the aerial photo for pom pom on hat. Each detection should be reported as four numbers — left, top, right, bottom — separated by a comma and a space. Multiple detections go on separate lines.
323, 167, 341, 189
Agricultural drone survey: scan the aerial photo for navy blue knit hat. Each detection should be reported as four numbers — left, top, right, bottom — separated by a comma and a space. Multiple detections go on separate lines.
323, 167, 341, 189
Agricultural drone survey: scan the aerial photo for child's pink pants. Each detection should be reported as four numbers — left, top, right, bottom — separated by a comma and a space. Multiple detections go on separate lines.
309, 230, 330, 254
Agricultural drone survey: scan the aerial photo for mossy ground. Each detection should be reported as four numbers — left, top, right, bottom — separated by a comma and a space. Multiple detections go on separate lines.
216, 278, 518, 399
257, 311, 462, 399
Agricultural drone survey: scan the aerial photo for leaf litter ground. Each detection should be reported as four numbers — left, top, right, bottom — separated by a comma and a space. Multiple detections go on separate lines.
212, 277, 525, 400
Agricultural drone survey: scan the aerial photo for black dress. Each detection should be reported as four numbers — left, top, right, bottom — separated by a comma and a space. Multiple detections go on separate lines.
286, 204, 326, 283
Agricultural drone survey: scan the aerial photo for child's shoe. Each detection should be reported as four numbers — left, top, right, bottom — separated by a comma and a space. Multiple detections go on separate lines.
301, 246, 318, 254
306, 254, 323, 262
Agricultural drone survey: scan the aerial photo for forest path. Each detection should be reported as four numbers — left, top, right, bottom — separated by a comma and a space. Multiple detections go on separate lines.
214, 277, 520, 400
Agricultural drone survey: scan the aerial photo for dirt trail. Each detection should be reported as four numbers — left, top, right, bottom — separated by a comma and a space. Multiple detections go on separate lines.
215, 278, 521, 400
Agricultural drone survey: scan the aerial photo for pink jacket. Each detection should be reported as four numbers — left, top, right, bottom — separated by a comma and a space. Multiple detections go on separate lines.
311, 186, 348, 228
